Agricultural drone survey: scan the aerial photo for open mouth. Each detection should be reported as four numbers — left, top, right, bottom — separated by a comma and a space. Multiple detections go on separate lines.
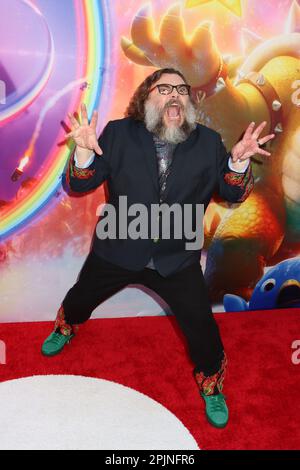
166, 104, 181, 120
276, 281, 300, 308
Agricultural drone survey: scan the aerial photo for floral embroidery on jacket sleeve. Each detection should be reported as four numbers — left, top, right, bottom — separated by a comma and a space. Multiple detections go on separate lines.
67, 151, 96, 180
224, 162, 254, 202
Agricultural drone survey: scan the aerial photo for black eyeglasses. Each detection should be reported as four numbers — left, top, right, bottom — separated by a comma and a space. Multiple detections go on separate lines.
149, 83, 191, 95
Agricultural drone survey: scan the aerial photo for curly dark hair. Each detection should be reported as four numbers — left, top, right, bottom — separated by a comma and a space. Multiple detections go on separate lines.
125, 68, 190, 121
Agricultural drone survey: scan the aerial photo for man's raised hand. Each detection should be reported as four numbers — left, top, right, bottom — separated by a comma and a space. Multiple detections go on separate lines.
231, 121, 275, 163
66, 103, 103, 155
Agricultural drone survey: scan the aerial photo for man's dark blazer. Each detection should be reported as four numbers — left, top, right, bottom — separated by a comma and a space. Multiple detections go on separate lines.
66, 117, 254, 277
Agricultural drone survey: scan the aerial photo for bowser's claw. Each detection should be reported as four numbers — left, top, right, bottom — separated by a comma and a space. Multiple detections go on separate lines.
120, 3, 222, 88
131, 4, 164, 61
159, 4, 186, 58
120, 37, 152, 66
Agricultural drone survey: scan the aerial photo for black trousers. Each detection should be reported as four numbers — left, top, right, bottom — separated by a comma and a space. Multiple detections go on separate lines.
61, 250, 225, 375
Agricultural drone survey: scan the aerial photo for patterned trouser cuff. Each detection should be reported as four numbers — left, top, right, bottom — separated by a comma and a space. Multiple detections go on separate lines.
193, 352, 228, 396
54, 305, 79, 336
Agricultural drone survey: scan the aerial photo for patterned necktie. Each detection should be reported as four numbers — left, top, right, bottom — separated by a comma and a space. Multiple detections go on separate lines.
153, 135, 177, 202
145, 136, 177, 270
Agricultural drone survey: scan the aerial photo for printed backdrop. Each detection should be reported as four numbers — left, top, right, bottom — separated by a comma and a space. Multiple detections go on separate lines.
0, 0, 299, 322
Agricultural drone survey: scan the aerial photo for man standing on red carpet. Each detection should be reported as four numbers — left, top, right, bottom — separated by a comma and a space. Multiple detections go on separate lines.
42, 68, 274, 428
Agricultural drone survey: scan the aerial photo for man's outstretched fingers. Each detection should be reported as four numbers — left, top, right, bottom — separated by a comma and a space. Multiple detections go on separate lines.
90, 110, 98, 130
252, 121, 267, 140
259, 134, 275, 145
81, 103, 89, 126
243, 121, 256, 140
68, 112, 80, 129
94, 144, 103, 155
257, 148, 271, 156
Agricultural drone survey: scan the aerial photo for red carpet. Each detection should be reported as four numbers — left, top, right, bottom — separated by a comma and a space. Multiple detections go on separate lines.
0, 308, 299, 450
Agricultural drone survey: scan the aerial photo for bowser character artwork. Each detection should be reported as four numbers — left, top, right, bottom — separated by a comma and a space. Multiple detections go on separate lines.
120, 0, 300, 303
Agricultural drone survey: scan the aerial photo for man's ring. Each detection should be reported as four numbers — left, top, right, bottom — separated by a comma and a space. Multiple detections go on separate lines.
257, 139, 262, 147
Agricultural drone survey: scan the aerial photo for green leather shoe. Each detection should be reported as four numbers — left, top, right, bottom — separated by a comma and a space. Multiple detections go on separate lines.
41, 331, 74, 357
201, 392, 229, 428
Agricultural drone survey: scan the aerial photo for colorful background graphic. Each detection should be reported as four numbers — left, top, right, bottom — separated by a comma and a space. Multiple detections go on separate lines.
0, 0, 299, 322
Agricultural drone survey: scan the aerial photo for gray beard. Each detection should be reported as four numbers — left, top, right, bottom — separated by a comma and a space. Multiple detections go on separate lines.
144, 99, 198, 144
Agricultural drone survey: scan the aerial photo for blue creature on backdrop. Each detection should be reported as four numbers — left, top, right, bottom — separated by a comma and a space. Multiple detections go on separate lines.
223, 257, 300, 312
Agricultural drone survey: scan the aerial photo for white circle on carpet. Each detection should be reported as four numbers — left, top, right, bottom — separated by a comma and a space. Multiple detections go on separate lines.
0, 375, 199, 450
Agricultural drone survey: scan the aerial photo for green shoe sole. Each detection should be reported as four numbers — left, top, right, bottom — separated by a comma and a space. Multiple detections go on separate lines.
206, 414, 228, 429
41, 332, 74, 357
